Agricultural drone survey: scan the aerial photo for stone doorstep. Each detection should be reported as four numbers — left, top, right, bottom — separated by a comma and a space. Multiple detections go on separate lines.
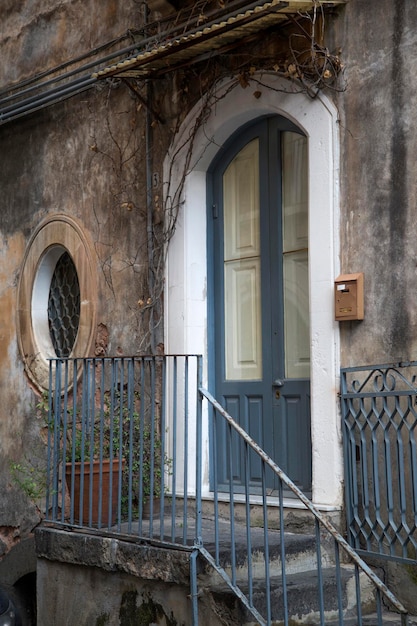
198, 499, 344, 536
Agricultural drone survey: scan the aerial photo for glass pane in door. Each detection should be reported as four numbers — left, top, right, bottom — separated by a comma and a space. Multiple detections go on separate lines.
282, 132, 310, 379
223, 139, 262, 381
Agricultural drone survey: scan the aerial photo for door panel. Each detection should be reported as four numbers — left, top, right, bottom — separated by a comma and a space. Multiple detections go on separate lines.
225, 258, 262, 380
283, 249, 310, 378
279, 381, 311, 489
210, 117, 311, 495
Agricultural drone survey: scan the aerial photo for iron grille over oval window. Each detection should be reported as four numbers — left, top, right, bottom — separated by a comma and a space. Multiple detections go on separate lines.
48, 251, 80, 357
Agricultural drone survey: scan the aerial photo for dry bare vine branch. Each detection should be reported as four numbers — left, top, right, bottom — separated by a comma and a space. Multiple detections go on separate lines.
90, 1, 345, 352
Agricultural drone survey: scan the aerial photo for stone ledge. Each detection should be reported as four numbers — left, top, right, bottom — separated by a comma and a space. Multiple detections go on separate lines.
35, 525, 191, 584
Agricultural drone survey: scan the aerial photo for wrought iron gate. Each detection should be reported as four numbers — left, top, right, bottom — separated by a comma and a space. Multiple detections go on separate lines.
341, 362, 417, 564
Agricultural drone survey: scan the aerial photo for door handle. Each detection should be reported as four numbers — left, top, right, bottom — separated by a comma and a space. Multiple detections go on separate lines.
273, 379, 284, 387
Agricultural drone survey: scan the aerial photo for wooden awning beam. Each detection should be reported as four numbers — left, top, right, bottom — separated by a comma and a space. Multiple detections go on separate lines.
92, 0, 345, 80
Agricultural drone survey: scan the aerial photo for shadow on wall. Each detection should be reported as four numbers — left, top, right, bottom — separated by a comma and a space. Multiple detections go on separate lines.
0, 537, 37, 625
95, 590, 178, 626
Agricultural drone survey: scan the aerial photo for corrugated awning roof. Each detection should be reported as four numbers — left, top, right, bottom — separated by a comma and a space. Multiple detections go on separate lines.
93, 0, 345, 80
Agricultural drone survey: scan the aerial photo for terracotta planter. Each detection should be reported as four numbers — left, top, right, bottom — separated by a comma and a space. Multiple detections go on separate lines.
65, 458, 124, 527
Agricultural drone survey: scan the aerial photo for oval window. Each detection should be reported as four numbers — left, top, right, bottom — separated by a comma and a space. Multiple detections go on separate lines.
48, 251, 80, 357
17, 215, 97, 390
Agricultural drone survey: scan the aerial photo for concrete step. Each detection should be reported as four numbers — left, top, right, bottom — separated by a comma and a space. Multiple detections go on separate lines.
203, 564, 377, 625
199, 524, 334, 583
197, 523, 378, 623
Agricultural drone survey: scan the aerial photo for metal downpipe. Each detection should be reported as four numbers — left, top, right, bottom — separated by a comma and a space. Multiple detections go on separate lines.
144, 1, 155, 354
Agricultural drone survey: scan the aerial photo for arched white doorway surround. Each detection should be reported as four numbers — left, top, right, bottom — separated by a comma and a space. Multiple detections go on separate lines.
164, 74, 342, 509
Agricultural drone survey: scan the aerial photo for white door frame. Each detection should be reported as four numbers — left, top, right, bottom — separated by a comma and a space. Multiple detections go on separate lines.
164, 73, 342, 509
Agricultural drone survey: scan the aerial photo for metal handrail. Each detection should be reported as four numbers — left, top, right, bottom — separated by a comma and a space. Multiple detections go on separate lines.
199, 387, 409, 626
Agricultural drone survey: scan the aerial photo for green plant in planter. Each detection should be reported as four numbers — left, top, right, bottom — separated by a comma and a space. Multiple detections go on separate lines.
63, 395, 122, 463
123, 419, 172, 512
64, 390, 171, 516
26, 387, 171, 522
111, 399, 172, 514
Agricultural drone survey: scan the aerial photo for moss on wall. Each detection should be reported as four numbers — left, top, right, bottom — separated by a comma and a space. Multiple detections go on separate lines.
119, 590, 178, 626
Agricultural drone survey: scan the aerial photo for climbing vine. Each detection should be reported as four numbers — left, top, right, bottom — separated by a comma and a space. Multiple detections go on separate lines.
89, 0, 344, 354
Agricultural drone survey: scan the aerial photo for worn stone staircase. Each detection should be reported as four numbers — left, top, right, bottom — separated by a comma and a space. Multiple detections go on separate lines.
194, 518, 411, 625
35, 517, 416, 626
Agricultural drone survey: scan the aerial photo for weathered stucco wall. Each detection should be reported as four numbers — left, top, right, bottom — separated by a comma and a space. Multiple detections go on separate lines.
0, 0, 343, 571
0, 89, 154, 541
37, 561, 191, 625
0, 0, 173, 585
0, 0, 144, 85
336, 0, 417, 366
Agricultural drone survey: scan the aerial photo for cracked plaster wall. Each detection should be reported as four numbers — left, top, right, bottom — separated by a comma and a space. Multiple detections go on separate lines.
335, 0, 417, 366
0, 0, 172, 577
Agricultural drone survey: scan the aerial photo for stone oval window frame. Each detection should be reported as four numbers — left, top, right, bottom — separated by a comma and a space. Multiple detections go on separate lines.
17, 215, 97, 391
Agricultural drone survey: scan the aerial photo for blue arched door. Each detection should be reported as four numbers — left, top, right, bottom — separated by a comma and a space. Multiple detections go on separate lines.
208, 116, 312, 494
